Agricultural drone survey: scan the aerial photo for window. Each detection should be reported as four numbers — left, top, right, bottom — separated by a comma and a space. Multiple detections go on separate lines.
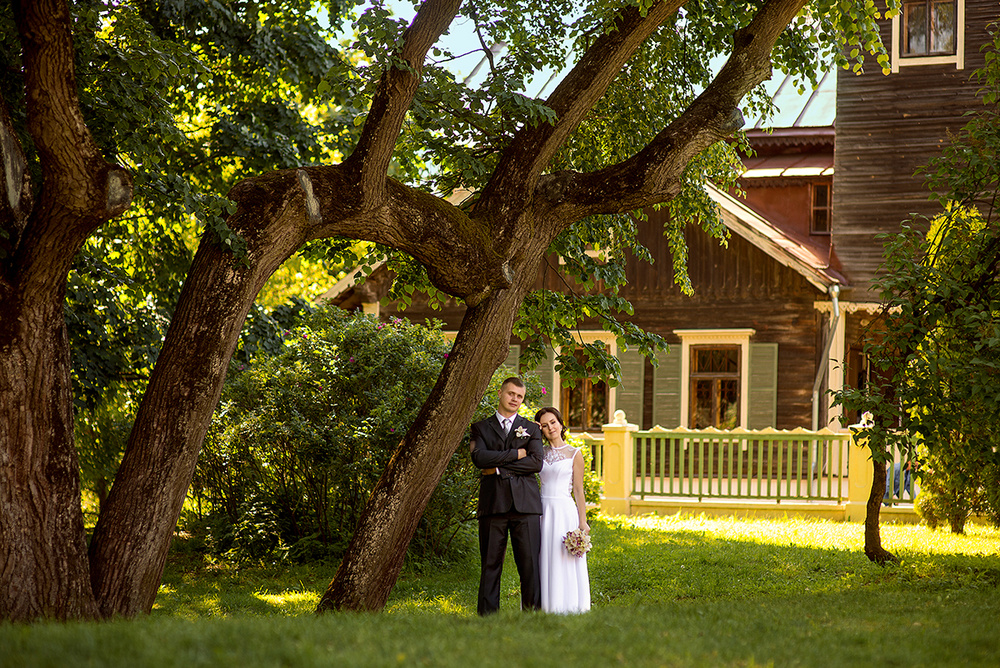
689, 346, 741, 429
674, 329, 754, 429
902, 0, 956, 56
561, 347, 609, 431
891, 0, 964, 71
810, 182, 831, 235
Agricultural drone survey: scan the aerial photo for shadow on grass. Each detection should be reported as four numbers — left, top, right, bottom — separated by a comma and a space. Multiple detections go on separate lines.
152, 515, 1000, 621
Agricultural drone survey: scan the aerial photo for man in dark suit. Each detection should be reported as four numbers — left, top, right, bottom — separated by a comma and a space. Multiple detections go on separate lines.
469, 376, 544, 615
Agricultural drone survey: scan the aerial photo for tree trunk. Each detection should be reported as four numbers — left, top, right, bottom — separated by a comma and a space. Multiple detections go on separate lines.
318, 259, 539, 611
0, 297, 100, 620
863, 458, 898, 565
88, 230, 298, 616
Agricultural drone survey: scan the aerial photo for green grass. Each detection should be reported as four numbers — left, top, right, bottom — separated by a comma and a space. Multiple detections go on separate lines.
3, 514, 999, 667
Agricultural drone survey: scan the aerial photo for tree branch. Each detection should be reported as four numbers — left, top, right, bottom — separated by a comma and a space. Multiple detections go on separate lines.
538, 0, 809, 222
474, 0, 684, 224
226, 165, 509, 304
344, 0, 463, 203
12, 0, 132, 286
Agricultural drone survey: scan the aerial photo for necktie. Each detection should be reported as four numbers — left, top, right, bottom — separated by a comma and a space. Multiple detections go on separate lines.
502, 418, 511, 434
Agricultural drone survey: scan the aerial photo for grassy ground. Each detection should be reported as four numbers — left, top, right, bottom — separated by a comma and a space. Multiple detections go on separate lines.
3, 514, 999, 667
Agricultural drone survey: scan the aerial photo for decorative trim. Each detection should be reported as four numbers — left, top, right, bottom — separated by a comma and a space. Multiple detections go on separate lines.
673, 329, 755, 429
891, 0, 965, 73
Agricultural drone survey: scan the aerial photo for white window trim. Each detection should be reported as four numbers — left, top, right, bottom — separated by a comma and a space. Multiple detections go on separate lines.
552, 331, 618, 419
673, 329, 755, 429
890, 0, 965, 73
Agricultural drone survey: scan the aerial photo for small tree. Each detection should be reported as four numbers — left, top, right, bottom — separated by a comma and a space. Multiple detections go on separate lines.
834, 26, 1000, 553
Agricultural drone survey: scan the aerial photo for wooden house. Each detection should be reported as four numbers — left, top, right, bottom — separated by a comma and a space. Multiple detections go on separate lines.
323, 0, 997, 434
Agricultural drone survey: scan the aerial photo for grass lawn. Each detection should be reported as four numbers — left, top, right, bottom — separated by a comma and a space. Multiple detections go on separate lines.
2, 514, 999, 667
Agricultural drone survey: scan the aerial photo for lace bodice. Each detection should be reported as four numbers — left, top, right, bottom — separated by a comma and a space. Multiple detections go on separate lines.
540, 445, 578, 498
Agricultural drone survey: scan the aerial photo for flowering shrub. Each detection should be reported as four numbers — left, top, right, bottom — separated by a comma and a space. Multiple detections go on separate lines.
192, 307, 479, 564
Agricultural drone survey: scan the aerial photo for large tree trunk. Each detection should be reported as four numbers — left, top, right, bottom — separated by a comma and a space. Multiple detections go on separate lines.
317, 275, 535, 611
864, 458, 898, 565
0, 297, 100, 621
88, 212, 308, 615
1, 0, 132, 621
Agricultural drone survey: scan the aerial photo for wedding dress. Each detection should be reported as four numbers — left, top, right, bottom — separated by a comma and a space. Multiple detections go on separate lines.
539, 444, 591, 613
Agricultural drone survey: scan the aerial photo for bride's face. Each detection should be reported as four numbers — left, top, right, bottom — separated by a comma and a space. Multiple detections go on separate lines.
538, 413, 562, 441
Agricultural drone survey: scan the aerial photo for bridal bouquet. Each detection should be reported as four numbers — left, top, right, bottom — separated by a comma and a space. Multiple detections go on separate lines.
563, 528, 591, 558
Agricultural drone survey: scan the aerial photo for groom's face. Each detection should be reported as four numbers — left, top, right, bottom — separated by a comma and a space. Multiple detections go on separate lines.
498, 382, 525, 416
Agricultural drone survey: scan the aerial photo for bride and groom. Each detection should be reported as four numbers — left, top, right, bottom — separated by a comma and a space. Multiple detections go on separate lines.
469, 376, 591, 615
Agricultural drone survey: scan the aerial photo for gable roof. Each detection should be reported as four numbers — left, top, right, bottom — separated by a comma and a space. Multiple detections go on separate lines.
705, 183, 845, 292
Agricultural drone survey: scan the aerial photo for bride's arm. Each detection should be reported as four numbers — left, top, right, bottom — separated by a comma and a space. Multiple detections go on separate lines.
572, 449, 590, 533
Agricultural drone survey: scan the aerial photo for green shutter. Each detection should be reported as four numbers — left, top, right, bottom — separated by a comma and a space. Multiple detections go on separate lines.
747, 343, 778, 429
615, 348, 645, 426
501, 344, 520, 374
527, 347, 555, 400
652, 346, 682, 428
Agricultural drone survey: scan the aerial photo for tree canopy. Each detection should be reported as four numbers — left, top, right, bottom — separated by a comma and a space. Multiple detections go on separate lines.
1, 0, 892, 621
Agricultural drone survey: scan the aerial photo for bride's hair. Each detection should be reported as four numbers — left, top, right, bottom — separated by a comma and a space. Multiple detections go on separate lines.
534, 406, 568, 440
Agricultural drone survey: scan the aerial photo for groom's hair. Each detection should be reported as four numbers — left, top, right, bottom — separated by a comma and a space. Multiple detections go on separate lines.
500, 376, 525, 390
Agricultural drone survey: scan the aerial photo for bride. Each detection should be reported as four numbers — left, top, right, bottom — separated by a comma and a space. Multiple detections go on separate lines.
534, 407, 591, 613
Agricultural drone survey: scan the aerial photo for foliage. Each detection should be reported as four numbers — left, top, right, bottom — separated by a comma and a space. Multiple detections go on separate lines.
833, 28, 1000, 533
192, 308, 551, 565
310, 0, 894, 386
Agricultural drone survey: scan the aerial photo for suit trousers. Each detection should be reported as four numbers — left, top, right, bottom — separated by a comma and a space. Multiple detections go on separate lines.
477, 511, 541, 615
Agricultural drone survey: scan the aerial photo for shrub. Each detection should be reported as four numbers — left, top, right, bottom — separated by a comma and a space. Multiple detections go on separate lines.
191, 307, 550, 566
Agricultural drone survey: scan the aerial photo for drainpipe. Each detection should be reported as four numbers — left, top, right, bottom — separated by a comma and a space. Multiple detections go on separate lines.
811, 283, 841, 431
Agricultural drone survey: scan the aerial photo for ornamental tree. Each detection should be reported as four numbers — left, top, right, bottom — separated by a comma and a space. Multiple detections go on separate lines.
1, 0, 889, 620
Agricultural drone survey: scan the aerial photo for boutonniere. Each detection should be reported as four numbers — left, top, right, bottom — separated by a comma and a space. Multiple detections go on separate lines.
515, 426, 529, 439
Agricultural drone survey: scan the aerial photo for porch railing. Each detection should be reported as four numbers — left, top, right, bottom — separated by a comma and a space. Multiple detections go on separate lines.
583, 412, 862, 514
630, 427, 851, 503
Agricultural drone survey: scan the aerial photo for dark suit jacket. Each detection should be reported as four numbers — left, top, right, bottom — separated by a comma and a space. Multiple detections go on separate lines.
470, 414, 544, 517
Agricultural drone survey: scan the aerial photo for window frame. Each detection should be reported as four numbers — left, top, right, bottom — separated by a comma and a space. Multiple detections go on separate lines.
810, 181, 832, 236
688, 345, 742, 429
891, 0, 964, 72
674, 329, 755, 429
550, 331, 618, 433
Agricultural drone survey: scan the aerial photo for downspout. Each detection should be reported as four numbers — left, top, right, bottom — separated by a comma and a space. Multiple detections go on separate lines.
811, 283, 841, 431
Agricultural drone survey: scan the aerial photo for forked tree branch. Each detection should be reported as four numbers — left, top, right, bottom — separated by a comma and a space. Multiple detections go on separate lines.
345, 0, 464, 203
538, 0, 810, 223
475, 0, 684, 225
11, 0, 132, 297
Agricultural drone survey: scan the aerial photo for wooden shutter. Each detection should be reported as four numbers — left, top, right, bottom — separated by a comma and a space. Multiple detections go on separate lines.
502, 344, 520, 374
652, 346, 682, 428
615, 348, 645, 426
747, 343, 778, 429
528, 347, 555, 400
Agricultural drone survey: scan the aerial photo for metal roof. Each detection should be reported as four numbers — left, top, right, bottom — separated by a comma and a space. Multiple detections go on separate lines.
747, 69, 836, 131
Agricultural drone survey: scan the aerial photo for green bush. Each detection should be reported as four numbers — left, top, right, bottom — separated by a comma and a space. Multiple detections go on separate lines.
190, 307, 549, 566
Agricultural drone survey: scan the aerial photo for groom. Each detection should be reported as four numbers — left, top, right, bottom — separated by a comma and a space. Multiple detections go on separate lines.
469, 376, 544, 615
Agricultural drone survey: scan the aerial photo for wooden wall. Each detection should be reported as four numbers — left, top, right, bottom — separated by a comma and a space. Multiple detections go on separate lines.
833, 0, 995, 301
379, 207, 829, 429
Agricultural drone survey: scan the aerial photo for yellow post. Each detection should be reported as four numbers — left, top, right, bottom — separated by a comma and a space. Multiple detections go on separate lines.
846, 418, 874, 522
599, 409, 638, 516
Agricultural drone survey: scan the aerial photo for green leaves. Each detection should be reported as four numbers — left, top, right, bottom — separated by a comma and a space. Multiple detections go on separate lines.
832, 31, 1000, 527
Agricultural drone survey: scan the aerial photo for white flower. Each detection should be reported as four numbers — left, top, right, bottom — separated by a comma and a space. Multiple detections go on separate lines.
563, 529, 591, 557
515, 426, 529, 439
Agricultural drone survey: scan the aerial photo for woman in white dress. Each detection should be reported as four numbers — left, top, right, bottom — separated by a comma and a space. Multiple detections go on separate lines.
534, 407, 591, 613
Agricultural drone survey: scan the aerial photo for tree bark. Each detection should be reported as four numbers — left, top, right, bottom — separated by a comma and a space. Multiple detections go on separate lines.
1, 0, 132, 621
864, 458, 898, 565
